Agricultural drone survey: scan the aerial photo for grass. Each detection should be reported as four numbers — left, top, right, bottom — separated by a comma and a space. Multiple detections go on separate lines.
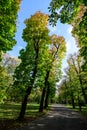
0, 102, 46, 130
75, 106, 87, 115
0, 102, 21, 119
66, 104, 87, 116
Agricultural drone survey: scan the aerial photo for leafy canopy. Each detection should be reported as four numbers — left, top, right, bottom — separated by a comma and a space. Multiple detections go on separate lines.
0, 0, 21, 59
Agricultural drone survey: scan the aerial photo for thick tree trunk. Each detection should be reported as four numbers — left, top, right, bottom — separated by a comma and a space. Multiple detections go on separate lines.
39, 71, 50, 112
44, 83, 50, 109
18, 42, 39, 120
18, 87, 32, 120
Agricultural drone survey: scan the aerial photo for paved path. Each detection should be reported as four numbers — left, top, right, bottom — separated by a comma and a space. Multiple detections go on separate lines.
18, 104, 87, 130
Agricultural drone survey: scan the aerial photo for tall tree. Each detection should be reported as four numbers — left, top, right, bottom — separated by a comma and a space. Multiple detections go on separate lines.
39, 34, 66, 112
14, 11, 50, 119
59, 53, 87, 110
68, 54, 87, 104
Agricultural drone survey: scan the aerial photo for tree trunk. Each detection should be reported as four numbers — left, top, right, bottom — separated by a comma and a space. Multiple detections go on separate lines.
18, 87, 32, 120
18, 42, 39, 120
39, 71, 50, 112
44, 83, 50, 109
78, 94, 81, 111
79, 76, 87, 104
39, 87, 46, 112
71, 93, 75, 109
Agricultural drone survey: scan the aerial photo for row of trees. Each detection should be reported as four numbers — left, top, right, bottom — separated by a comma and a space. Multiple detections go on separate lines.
0, 10, 66, 120
0, 0, 86, 120
13, 11, 66, 119
49, 0, 87, 110
57, 53, 87, 111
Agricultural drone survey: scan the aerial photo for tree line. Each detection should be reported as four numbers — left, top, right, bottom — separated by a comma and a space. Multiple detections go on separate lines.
49, 0, 87, 110
0, 0, 87, 120
0, 8, 66, 120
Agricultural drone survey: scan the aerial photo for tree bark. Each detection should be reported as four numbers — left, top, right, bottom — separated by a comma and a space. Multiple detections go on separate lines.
71, 92, 75, 109
39, 71, 50, 112
18, 87, 32, 120
78, 94, 81, 111
18, 41, 39, 120
39, 87, 46, 112
44, 83, 50, 109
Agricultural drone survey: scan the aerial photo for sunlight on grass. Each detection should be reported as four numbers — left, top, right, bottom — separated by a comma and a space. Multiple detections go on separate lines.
0, 102, 46, 130
66, 104, 87, 116
0, 102, 40, 119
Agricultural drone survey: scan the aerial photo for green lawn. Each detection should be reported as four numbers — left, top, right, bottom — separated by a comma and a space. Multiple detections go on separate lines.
0, 102, 46, 130
0, 102, 42, 119
66, 104, 87, 116
75, 106, 87, 115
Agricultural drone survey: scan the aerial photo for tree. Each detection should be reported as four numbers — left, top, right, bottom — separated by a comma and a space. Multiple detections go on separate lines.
14, 11, 50, 119
0, 0, 21, 60
60, 53, 87, 110
0, 53, 20, 103
44, 66, 58, 108
48, 0, 87, 76
39, 34, 66, 112
68, 54, 87, 105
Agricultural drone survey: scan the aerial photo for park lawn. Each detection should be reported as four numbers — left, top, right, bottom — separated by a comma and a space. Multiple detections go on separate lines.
75, 106, 87, 115
0, 102, 46, 130
66, 104, 87, 116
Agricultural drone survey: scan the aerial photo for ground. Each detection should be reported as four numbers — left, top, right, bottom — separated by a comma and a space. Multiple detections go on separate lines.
0, 104, 87, 130
17, 104, 87, 130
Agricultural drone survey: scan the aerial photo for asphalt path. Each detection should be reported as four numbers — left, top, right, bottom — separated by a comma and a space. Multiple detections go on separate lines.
18, 104, 87, 130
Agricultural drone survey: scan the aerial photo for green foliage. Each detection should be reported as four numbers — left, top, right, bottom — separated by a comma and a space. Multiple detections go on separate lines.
57, 53, 87, 107
0, 0, 21, 59
13, 11, 50, 99
49, 0, 85, 25
0, 66, 8, 103
49, 0, 87, 78
0, 53, 20, 103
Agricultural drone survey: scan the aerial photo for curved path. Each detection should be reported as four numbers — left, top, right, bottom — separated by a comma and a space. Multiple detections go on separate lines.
18, 104, 87, 130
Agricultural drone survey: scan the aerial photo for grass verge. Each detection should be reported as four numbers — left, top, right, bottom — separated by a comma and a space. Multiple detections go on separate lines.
66, 104, 87, 116
0, 102, 46, 130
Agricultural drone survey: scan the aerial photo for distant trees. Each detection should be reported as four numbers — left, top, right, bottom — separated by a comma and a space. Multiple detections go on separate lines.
39, 34, 66, 112
0, 53, 20, 103
49, 0, 87, 110
57, 53, 87, 111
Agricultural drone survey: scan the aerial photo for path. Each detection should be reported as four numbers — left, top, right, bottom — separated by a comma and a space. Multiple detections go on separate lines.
18, 104, 87, 130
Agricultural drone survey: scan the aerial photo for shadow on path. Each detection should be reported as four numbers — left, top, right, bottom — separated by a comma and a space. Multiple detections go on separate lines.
18, 104, 87, 130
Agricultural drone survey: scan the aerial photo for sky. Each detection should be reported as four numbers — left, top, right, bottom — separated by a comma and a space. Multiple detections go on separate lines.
8, 0, 78, 70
